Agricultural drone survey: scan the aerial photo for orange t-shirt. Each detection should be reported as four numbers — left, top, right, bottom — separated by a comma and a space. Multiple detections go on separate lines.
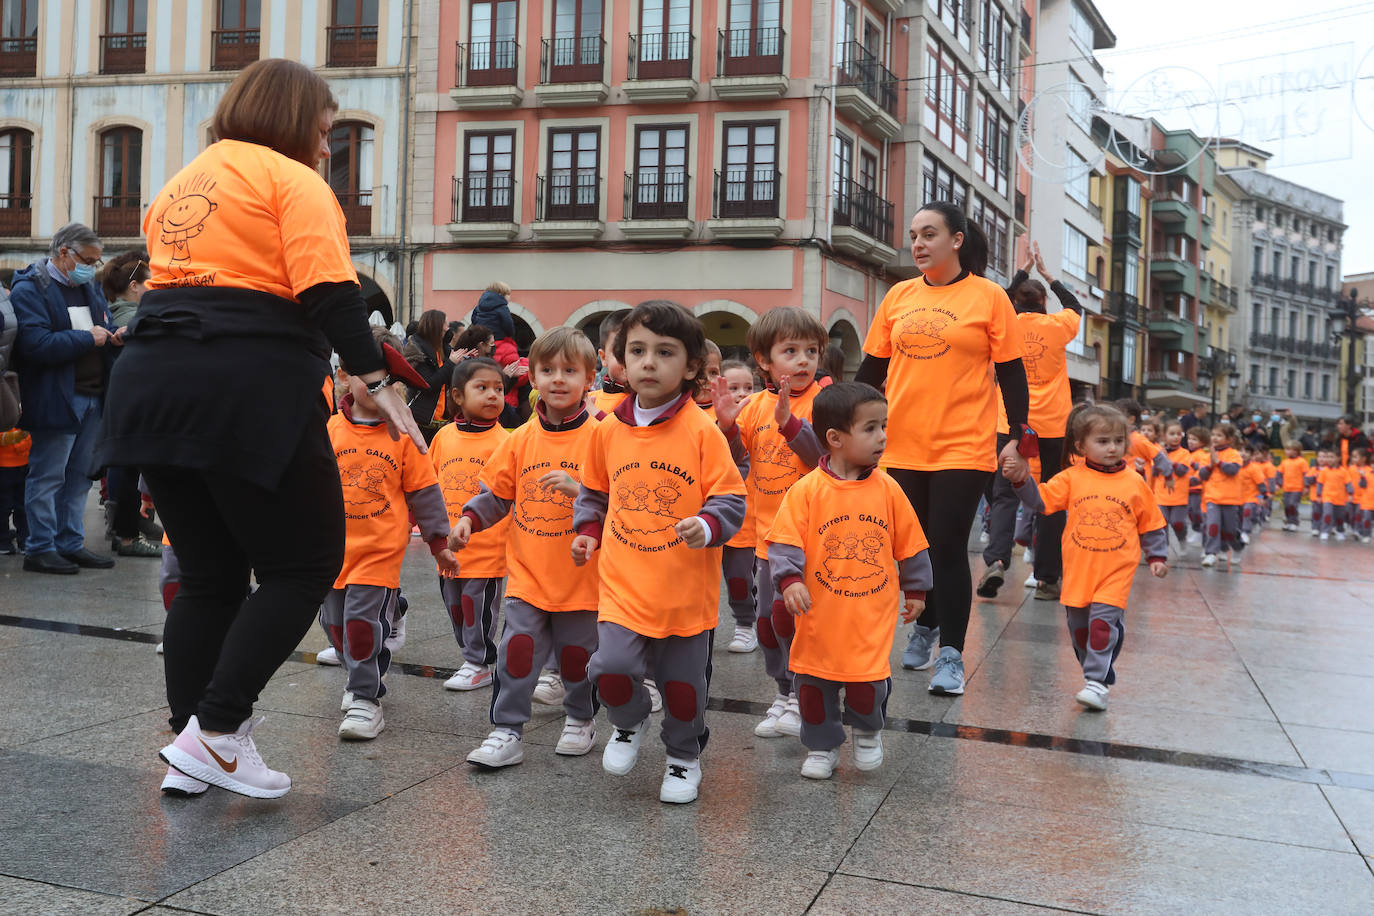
480, 414, 602, 612
1036, 464, 1166, 609
1201, 447, 1244, 506
430, 423, 510, 578
581, 402, 747, 638
1357, 467, 1374, 511
1279, 457, 1309, 492
766, 467, 928, 682
1317, 466, 1352, 506
589, 389, 627, 417
996, 309, 1079, 438
1188, 447, 1209, 496
1153, 446, 1190, 507
144, 140, 357, 299
726, 391, 760, 550
1239, 462, 1265, 503
863, 273, 1023, 472
329, 412, 439, 589
0, 428, 31, 468
735, 383, 821, 560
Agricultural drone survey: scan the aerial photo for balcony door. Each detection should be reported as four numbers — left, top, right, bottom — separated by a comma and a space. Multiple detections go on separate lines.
97, 127, 142, 236
720, 120, 778, 218
463, 130, 515, 222
637, 0, 690, 78
724, 0, 780, 74
213, 0, 261, 70
329, 0, 378, 67
546, 128, 600, 220
328, 121, 374, 235
551, 0, 601, 81
469, 1, 517, 83
0, 128, 32, 236
102, 0, 147, 74
632, 125, 688, 219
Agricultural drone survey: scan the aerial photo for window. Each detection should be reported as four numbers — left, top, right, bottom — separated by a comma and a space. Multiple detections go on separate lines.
973, 94, 1010, 196
977, 1, 1013, 95
719, 120, 778, 218
1062, 223, 1088, 281
1307, 260, 1317, 285
1252, 246, 1262, 274
933, 0, 971, 48
636, 0, 691, 78
858, 151, 877, 193
832, 133, 853, 214
1249, 365, 1261, 391
1068, 0, 1095, 51
1256, 205, 1265, 221
213, 0, 261, 70
328, 0, 379, 67
631, 125, 688, 220
1065, 70, 1094, 126
545, 127, 600, 220
1065, 147, 1090, 207
1272, 250, 1281, 276
0, 0, 37, 78
550, 0, 602, 81
327, 121, 373, 235
1290, 255, 1299, 281
1322, 375, 1331, 401
1288, 311, 1298, 339
1268, 367, 1279, 393
1286, 369, 1296, 397
723, 0, 782, 74
921, 152, 967, 208
101, 0, 147, 74
461, 130, 515, 222
1270, 306, 1279, 334
1251, 303, 1262, 331
1304, 371, 1313, 399
0, 127, 32, 236
1122, 331, 1136, 382
96, 127, 142, 237
1121, 176, 1141, 216
1326, 265, 1335, 291
467, 1, 518, 83
971, 195, 1010, 280
924, 40, 969, 158
1306, 314, 1316, 342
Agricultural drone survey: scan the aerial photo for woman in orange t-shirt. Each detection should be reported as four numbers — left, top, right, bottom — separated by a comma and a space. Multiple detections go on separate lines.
96, 61, 424, 800
855, 201, 1030, 696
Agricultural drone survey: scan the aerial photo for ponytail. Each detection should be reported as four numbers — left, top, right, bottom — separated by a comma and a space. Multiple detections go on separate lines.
916, 201, 989, 277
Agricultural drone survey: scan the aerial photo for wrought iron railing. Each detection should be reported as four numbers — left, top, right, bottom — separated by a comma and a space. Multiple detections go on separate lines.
717, 26, 784, 77
835, 41, 898, 118
327, 23, 378, 67
211, 28, 260, 70
452, 174, 516, 223
456, 39, 519, 87
625, 169, 689, 220
629, 31, 693, 80
713, 167, 780, 219
537, 170, 600, 221
832, 177, 893, 246
541, 35, 605, 83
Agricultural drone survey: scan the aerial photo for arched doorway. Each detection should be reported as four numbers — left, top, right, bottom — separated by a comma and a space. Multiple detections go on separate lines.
576, 311, 611, 346
699, 310, 752, 362
828, 317, 862, 380
358, 273, 393, 327
511, 315, 537, 355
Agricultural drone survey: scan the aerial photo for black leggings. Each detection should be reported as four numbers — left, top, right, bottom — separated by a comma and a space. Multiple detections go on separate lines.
143, 424, 344, 733
888, 468, 992, 653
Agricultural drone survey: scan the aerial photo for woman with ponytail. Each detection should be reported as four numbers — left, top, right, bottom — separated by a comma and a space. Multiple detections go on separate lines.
854, 201, 1031, 696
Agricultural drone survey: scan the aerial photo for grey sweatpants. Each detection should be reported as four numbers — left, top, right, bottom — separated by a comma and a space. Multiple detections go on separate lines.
588, 621, 713, 761
440, 576, 506, 666
795, 673, 890, 752
1065, 602, 1125, 685
490, 598, 598, 734
1204, 504, 1244, 555
320, 585, 399, 701
1320, 503, 1349, 534
1283, 491, 1302, 525
754, 556, 794, 693
722, 545, 757, 628
1160, 504, 1188, 546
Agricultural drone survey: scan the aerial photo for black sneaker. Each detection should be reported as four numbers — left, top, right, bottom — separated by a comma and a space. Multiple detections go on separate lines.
975, 560, 1006, 597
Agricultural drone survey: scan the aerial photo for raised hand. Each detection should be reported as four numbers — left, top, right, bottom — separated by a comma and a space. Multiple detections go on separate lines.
712, 376, 743, 431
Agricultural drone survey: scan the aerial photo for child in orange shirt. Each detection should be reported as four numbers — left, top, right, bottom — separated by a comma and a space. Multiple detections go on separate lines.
1185, 426, 1209, 543
1315, 447, 1355, 541
453, 328, 604, 768
713, 307, 827, 739
573, 301, 747, 804
1198, 424, 1245, 567
1238, 446, 1269, 543
1155, 422, 1192, 555
589, 309, 631, 418
720, 360, 760, 653
0, 427, 31, 554
1006, 404, 1168, 711
1353, 449, 1374, 542
322, 331, 458, 740
766, 382, 931, 779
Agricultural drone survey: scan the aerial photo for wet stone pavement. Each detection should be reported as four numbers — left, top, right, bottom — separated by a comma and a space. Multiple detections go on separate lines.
1, 495, 1373, 915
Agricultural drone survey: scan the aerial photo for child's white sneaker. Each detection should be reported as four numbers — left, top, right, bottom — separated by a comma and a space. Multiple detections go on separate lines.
659, 756, 701, 804
775, 693, 802, 737
852, 730, 884, 771
645, 679, 663, 713
1229, 551, 1242, 566
1200, 553, 1217, 567
384, 612, 406, 652
1075, 680, 1109, 711
467, 728, 524, 768
554, 717, 596, 756
155, 641, 164, 655
1313, 529, 1323, 538
338, 698, 385, 740
1022, 547, 1034, 563
1240, 531, 1250, 545
754, 694, 789, 737
1320, 532, 1330, 541
444, 662, 492, 691
1335, 531, 1346, 542
800, 750, 838, 780
1023, 574, 1038, 588
316, 646, 341, 666
602, 719, 647, 775
727, 625, 758, 653
340, 690, 354, 713
532, 672, 565, 705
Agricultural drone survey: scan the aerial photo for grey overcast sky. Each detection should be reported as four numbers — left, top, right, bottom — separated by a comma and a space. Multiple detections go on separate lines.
1091, 0, 1374, 276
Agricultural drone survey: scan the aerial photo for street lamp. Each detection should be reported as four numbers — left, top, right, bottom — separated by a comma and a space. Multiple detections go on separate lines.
1196, 346, 1240, 426
1331, 289, 1370, 420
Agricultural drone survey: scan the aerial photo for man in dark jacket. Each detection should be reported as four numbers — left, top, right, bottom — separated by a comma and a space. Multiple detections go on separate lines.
1336, 415, 1371, 466
10, 223, 120, 574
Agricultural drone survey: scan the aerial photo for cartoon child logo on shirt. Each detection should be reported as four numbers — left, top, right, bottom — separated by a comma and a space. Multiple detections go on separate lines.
1070, 497, 1129, 552
156, 173, 218, 279
340, 459, 392, 520
894, 308, 955, 360
610, 472, 688, 548
1022, 331, 1048, 383
750, 438, 802, 492
519, 476, 574, 525
440, 466, 479, 504
810, 522, 890, 598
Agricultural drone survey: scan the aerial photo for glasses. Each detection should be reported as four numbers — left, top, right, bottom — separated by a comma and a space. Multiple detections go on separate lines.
65, 248, 104, 268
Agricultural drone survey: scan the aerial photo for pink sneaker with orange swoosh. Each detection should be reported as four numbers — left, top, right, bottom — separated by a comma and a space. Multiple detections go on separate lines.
160, 715, 291, 799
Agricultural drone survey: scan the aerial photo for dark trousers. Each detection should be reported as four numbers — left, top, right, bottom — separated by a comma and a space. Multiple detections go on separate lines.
983, 434, 1065, 584
143, 424, 344, 733
888, 468, 992, 653
105, 465, 142, 540
0, 464, 28, 550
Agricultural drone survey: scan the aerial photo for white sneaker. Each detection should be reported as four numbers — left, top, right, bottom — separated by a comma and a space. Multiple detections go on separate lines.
1229, 551, 1242, 567
155, 641, 164, 655
340, 690, 354, 713
1022, 547, 1034, 563
646, 679, 663, 713
727, 625, 758, 653
1240, 532, 1250, 545
384, 612, 406, 653
1200, 553, 1217, 567
800, 750, 838, 780
467, 728, 524, 768
1187, 530, 1200, 545
160, 764, 209, 796
659, 756, 702, 804
1335, 532, 1347, 542
444, 662, 492, 691
554, 717, 596, 756
754, 694, 789, 737
532, 672, 566, 706
1023, 574, 1038, 588
602, 718, 647, 776
160, 715, 291, 799
1321, 532, 1330, 541
338, 698, 385, 740
1075, 679, 1109, 711
978, 530, 989, 543
852, 729, 884, 770
776, 694, 802, 737
1313, 529, 1322, 538
316, 645, 341, 666
1362, 536, 1372, 544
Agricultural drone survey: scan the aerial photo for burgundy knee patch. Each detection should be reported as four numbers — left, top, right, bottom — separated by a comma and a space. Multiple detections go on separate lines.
663, 680, 697, 721
772, 604, 795, 640
1208, 524, 1219, 537
461, 594, 476, 627
560, 645, 590, 682
846, 682, 876, 715
328, 624, 345, 653
798, 683, 825, 724
345, 619, 375, 660
1073, 626, 1089, 649
161, 582, 180, 612
757, 616, 779, 649
1089, 619, 1112, 652
727, 577, 749, 600
505, 633, 534, 679
447, 603, 463, 628
598, 673, 633, 706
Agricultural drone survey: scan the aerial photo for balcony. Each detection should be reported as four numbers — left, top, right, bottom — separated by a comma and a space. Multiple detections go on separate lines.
1107, 291, 1145, 326
1146, 369, 1195, 391
211, 29, 261, 71
446, 175, 518, 244
621, 169, 693, 240
625, 31, 697, 101
1249, 331, 1278, 352
93, 196, 141, 238
451, 41, 523, 108
537, 36, 608, 105
100, 32, 146, 74
714, 27, 787, 99
831, 178, 895, 263
326, 23, 378, 67
532, 171, 603, 241
334, 191, 372, 236
1150, 252, 1197, 292
1147, 308, 1197, 352
1152, 194, 1194, 226
834, 42, 901, 139
708, 168, 783, 240
1112, 211, 1141, 244
0, 195, 31, 237
0, 35, 37, 77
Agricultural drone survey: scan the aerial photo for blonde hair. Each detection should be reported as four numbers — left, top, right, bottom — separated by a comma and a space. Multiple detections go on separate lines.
486, 280, 512, 296
529, 326, 597, 376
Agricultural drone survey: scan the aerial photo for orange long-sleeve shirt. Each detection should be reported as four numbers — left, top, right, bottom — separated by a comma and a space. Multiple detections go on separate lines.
430, 421, 510, 579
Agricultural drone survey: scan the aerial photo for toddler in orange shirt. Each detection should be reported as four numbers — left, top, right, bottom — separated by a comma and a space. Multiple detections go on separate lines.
1352, 449, 1374, 542
0, 427, 31, 554
588, 309, 631, 418
1315, 447, 1356, 541
1198, 424, 1245, 568
719, 359, 761, 653
766, 383, 931, 779
1006, 404, 1168, 711
1185, 426, 1209, 540
1155, 422, 1192, 555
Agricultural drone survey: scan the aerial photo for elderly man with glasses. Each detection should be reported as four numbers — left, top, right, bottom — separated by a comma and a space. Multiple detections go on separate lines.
9, 222, 123, 574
